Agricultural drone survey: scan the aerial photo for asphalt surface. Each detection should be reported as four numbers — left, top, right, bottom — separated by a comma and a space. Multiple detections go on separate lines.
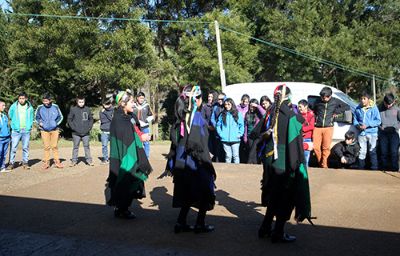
0, 144, 399, 256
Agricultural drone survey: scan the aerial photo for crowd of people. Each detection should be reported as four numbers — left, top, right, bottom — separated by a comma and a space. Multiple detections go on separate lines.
0, 91, 153, 172
0, 84, 399, 243
201, 87, 400, 172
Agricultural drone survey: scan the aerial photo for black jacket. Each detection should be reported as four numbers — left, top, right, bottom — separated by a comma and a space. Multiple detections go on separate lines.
67, 106, 94, 136
330, 141, 360, 166
100, 106, 114, 132
314, 97, 350, 127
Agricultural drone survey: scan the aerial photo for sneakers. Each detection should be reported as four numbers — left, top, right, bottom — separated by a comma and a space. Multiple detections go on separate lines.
87, 162, 95, 166
101, 160, 109, 165
22, 163, 30, 170
0, 168, 11, 173
54, 161, 64, 169
69, 161, 77, 167
42, 161, 50, 169
6, 164, 14, 171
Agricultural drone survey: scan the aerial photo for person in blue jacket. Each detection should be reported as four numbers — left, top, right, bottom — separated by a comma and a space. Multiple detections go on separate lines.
7, 92, 34, 170
353, 91, 381, 170
35, 93, 64, 169
216, 98, 244, 164
0, 101, 11, 172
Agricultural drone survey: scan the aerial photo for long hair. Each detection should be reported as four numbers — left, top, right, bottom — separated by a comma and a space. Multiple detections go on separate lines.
221, 98, 239, 125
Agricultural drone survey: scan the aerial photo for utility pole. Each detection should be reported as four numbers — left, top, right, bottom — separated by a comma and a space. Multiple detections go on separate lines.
215, 20, 226, 92
372, 75, 376, 103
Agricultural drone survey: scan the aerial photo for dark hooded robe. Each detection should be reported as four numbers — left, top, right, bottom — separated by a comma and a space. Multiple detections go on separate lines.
166, 111, 216, 211
106, 108, 152, 210
260, 101, 312, 222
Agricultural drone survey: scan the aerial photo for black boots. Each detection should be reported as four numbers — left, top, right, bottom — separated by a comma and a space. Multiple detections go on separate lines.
114, 208, 136, 219
194, 224, 215, 233
271, 233, 297, 243
174, 223, 194, 233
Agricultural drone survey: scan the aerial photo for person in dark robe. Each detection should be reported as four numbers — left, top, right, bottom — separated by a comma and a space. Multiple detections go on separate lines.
256, 85, 312, 243
105, 90, 152, 219
165, 85, 217, 234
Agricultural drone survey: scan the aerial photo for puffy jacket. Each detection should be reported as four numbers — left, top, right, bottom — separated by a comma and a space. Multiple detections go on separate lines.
35, 104, 63, 131
314, 97, 350, 127
331, 140, 360, 165
301, 110, 315, 139
67, 105, 94, 136
0, 113, 10, 138
8, 101, 35, 132
216, 112, 244, 142
353, 100, 381, 136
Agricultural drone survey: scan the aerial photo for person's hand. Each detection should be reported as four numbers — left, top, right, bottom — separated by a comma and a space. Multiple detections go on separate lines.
304, 141, 313, 151
250, 103, 258, 108
341, 156, 347, 164
360, 124, 367, 130
140, 133, 151, 142
39, 122, 43, 127
333, 114, 338, 119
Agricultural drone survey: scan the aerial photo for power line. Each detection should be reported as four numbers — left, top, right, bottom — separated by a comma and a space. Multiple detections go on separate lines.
220, 25, 397, 84
4, 12, 212, 24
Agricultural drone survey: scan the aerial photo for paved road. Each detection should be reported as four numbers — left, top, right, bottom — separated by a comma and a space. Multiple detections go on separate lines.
0, 144, 399, 256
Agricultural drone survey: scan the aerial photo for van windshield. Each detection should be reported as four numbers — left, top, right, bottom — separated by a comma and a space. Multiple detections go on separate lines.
333, 92, 358, 110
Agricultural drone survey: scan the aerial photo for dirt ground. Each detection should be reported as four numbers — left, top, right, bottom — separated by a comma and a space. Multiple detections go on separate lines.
0, 143, 399, 256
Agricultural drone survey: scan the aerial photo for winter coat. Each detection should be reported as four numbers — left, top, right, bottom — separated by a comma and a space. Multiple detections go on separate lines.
314, 97, 350, 127
353, 100, 381, 136
237, 104, 248, 119
0, 113, 10, 138
330, 141, 360, 166
100, 106, 114, 132
67, 105, 94, 136
35, 104, 63, 132
210, 104, 224, 127
216, 112, 244, 143
133, 101, 153, 129
8, 101, 35, 132
301, 110, 315, 139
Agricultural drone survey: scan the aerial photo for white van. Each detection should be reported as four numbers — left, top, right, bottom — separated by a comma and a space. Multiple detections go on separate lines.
223, 82, 358, 143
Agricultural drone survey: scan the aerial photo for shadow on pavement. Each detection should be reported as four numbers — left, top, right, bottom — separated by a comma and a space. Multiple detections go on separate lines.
0, 191, 399, 256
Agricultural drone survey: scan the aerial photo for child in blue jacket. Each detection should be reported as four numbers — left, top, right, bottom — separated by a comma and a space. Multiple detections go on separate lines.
353, 91, 381, 170
216, 98, 244, 164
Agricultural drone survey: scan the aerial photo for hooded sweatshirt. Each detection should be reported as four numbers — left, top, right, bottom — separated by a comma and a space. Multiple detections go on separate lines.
353, 99, 381, 136
67, 105, 94, 136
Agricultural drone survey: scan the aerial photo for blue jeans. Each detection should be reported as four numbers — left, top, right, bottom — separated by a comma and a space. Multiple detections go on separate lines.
101, 132, 110, 161
142, 127, 150, 158
358, 134, 378, 170
223, 142, 240, 164
303, 138, 312, 167
0, 137, 10, 169
379, 130, 399, 171
9, 130, 30, 164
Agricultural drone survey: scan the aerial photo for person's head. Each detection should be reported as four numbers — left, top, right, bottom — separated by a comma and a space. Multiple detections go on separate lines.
273, 84, 292, 103
240, 94, 250, 106
383, 93, 395, 108
116, 90, 135, 114
224, 98, 236, 111
360, 91, 371, 107
217, 93, 226, 106
298, 99, 309, 114
249, 98, 259, 112
174, 85, 202, 121
18, 92, 27, 105
76, 95, 85, 108
260, 95, 272, 110
344, 131, 356, 145
136, 91, 146, 105
0, 101, 5, 112
42, 93, 52, 107
207, 90, 218, 105
320, 87, 332, 102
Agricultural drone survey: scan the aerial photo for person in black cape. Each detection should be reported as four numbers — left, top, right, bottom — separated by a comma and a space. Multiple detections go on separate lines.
255, 85, 312, 243
106, 90, 152, 219
165, 85, 217, 234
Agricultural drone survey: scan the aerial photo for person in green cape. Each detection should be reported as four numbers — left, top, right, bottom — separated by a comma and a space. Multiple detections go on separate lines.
257, 84, 312, 243
106, 90, 152, 219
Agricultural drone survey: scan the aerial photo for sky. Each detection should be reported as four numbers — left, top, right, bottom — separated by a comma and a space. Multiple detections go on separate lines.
0, 0, 10, 11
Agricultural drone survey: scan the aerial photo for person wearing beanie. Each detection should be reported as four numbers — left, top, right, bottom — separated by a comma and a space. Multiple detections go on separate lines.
353, 91, 381, 170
